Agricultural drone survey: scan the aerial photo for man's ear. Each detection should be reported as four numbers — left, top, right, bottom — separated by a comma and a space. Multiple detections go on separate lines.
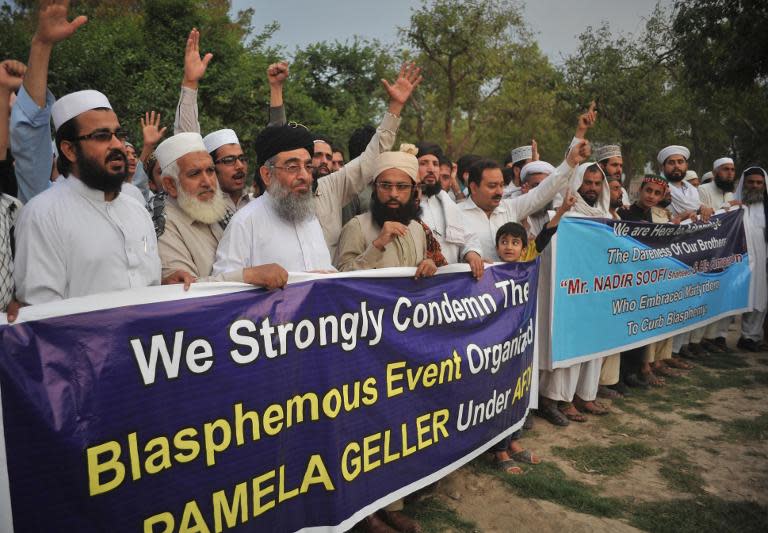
260, 165, 271, 187
59, 140, 77, 166
162, 176, 178, 198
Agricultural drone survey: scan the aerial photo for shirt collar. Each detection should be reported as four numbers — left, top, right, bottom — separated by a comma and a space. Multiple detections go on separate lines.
65, 174, 118, 204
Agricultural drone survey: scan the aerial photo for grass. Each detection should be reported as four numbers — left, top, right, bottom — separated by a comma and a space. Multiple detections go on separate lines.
631, 497, 768, 533
596, 416, 648, 438
406, 497, 478, 533
551, 442, 658, 476
681, 412, 716, 422
696, 351, 750, 369
721, 412, 768, 442
613, 398, 672, 427
473, 460, 626, 518
658, 448, 706, 495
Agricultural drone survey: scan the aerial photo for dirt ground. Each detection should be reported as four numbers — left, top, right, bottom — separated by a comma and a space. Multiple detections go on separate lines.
405, 324, 768, 533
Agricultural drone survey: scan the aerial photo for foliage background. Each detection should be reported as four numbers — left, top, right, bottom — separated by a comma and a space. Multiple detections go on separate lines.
2, 0, 766, 184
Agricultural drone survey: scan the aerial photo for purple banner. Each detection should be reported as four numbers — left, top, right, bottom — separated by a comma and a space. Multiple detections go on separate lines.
0, 262, 538, 532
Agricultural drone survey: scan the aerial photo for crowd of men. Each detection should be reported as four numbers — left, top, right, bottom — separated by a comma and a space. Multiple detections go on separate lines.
0, 2, 766, 532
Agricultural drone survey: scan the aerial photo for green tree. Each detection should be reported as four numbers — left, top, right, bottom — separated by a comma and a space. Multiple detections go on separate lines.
561, 11, 684, 182
400, 0, 529, 158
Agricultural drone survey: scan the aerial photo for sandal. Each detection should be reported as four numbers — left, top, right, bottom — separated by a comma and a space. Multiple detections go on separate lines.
574, 399, 610, 416
641, 371, 665, 387
666, 357, 694, 370
559, 402, 588, 422
510, 449, 541, 464
496, 458, 523, 475
537, 403, 570, 426
654, 365, 682, 378
598, 385, 623, 399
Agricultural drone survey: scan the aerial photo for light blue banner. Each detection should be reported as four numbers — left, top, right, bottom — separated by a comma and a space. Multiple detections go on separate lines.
551, 210, 750, 367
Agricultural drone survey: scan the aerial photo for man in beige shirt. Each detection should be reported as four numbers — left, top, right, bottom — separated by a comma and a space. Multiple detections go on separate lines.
155, 132, 288, 289
335, 146, 438, 278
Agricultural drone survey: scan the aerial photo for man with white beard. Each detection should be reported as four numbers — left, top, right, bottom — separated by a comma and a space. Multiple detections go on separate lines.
736, 166, 768, 351
212, 124, 334, 277
155, 133, 289, 289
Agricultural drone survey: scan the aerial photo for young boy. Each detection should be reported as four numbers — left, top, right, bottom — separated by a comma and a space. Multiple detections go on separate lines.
496, 192, 576, 262
488, 193, 575, 474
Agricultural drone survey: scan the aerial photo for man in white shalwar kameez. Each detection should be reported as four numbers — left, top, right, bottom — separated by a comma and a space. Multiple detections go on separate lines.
697, 157, 740, 352
735, 166, 768, 351
539, 162, 614, 425
14, 90, 160, 304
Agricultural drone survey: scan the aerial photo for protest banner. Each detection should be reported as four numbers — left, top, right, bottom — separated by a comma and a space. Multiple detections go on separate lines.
0, 262, 538, 533
549, 209, 751, 367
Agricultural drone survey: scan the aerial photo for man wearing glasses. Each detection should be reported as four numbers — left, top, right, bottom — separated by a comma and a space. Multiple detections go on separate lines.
212, 123, 334, 277
14, 89, 160, 304
334, 146, 439, 278
202, 128, 250, 213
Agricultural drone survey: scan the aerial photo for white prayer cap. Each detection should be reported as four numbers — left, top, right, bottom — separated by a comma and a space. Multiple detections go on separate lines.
520, 161, 556, 183
203, 129, 240, 153
713, 157, 734, 170
155, 132, 207, 172
510, 145, 533, 164
373, 144, 419, 183
594, 144, 622, 162
702, 171, 713, 183
657, 145, 690, 165
683, 170, 699, 182
51, 90, 112, 131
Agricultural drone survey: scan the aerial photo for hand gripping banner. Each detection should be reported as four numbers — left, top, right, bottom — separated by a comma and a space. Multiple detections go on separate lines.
0, 262, 538, 533
550, 209, 750, 367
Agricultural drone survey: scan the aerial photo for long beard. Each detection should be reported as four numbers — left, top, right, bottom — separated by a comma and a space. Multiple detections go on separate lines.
268, 179, 316, 223
76, 145, 127, 193
177, 185, 229, 224
743, 189, 765, 204
714, 175, 735, 192
370, 192, 421, 228
423, 181, 441, 198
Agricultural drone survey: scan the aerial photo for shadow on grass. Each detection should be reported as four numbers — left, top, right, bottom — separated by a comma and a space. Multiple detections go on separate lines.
631, 497, 768, 533
406, 497, 478, 533
721, 412, 768, 442
472, 459, 626, 518
658, 448, 705, 495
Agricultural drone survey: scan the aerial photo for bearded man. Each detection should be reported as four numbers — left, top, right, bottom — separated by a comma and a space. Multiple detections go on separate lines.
736, 166, 768, 351
14, 90, 160, 303
698, 157, 738, 210
335, 146, 440, 278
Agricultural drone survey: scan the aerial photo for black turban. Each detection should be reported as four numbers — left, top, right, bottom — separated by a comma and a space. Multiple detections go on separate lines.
255, 124, 315, 166
415, 141, 444, 160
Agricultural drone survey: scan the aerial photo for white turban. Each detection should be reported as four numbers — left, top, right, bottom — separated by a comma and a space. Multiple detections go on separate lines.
510, 145, 532, 164
683, 170, 699, 182
712, 157, 734, 171
657, 145, 690, 165
155, 132, 208, 172
520, 161, 556, 183
203, 129, 240, 154
373, 144, 419, 183
51, 90, 112, 131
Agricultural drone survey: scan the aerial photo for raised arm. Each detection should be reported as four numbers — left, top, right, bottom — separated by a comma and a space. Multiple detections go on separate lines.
319, 63, 422, 204
174, 28, 211, 134
507, 140, 591, 221
0, 61, 25, 160
267, 61, 289, 127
